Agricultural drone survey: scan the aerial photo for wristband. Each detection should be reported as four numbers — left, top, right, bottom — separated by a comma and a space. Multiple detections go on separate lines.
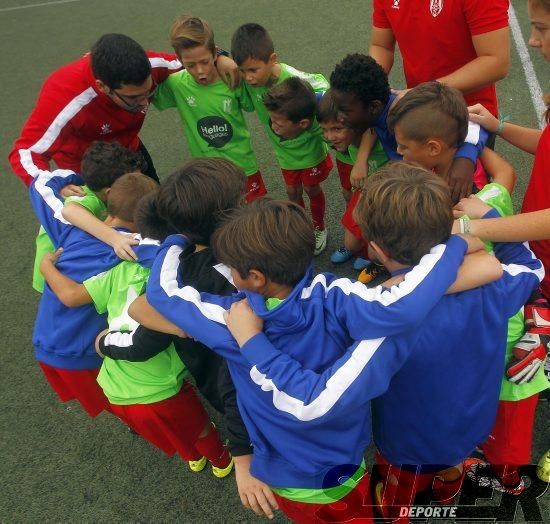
459, 217, 471, 235
496, 114, 510, 136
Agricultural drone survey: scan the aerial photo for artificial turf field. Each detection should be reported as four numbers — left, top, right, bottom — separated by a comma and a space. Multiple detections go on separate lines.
0, 0, 548, 521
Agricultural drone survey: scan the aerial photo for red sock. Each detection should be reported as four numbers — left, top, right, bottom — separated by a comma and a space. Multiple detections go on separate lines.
492, 464, 520, 487
432, 474, 464, 504
194, 424, 231, 468
309, 189, 325, 230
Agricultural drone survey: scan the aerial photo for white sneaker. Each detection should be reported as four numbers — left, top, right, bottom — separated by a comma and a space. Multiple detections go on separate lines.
314, 228, 328, 256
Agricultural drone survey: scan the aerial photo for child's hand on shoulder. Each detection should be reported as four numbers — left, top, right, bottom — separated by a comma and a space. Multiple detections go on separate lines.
224, 299, 263, 348
40, 248, 63, 275
109, 232, 138, 261
42, 247, 63, 265
453, 195, 492, 220
60, 184, 85, 198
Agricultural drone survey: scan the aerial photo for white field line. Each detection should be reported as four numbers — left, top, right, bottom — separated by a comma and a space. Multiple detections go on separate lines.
509, 3, 546, 129
0, 0, 80, 12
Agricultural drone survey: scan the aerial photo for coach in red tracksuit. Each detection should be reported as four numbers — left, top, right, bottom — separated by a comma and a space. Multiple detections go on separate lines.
8, 34, 183, 185
368, 0, 510, 201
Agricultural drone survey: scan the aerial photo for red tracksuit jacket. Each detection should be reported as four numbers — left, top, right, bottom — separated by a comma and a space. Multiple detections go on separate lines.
9, 51, 181, 186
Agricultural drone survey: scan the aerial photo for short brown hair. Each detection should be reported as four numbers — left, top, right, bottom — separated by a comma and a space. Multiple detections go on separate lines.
316, 89, 339, 123
354, 161, 453, 265
231, 23, 274, 65
264, 77, 316, 122
170, 15, 215, 56
211, 199, 315, 287
155, 158, 246, 245
107, 172, 159, 222
387, 81, 468, 147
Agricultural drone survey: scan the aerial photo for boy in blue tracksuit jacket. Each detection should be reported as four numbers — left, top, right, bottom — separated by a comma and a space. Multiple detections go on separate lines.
30, 169, 159, 416
221, 164, 543, 521
145, 194, 503, 521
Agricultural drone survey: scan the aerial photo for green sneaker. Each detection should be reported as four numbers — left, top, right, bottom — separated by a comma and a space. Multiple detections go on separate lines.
188, 456, 207, 473
212, 456, 234, 478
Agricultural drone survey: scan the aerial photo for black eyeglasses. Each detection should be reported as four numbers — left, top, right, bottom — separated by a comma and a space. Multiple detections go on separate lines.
109, 80, 157, 109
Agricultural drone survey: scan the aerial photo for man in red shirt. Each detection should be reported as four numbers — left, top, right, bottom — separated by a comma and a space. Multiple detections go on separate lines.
369, 0, 510, 200
9, 33, 183, 187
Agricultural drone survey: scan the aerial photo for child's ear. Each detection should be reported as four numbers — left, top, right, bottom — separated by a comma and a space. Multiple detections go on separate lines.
427, 139, 443, 157
248, 269, 267, 291
298, 118, 312, 130
368, 241, 390, 265
268, 52, 278, 65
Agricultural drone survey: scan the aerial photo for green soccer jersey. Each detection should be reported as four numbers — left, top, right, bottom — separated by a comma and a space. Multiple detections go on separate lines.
471, 183, 548, 400
348, 139, 389, 173
334, 149, 354, 165
153, 71, 259, 176
84, 262, 186, 405
245, 63, 329, 170
32, 186, 107, 293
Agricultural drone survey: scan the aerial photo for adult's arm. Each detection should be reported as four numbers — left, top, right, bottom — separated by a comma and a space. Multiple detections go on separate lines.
437, 28, 510, 94
468, 104, 542, 155
468, 210, 550, 242
368, 26, 396, 74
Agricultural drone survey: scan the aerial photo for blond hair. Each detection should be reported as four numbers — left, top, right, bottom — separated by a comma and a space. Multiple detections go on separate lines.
170, 15, 215, 55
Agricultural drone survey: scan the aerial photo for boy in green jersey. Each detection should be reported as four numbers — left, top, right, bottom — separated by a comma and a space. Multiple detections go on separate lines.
40, 175, 233, 478
316, 90, 387, 269
152, 15, 266, 203
33, 141, 144, 292
388, 82, 548, 495
231, 23, 332, 255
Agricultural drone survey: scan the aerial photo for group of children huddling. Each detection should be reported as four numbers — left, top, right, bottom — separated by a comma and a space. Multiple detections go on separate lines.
29, 16, 550, 524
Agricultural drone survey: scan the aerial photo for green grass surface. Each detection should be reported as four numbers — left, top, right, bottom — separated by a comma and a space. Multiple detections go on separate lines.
0, 0, 548, 521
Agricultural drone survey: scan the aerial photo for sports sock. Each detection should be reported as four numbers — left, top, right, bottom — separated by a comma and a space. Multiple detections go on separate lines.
194, 424, 231, 468
492, 464, 521, 487
309, 189, 325, 230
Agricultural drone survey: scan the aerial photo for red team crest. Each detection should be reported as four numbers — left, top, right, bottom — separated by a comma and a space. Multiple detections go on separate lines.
430, 0, 444, 17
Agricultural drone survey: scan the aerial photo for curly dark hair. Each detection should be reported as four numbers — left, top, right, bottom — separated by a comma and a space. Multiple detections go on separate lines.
330, 53, 390, 107
80, 141, 146, 191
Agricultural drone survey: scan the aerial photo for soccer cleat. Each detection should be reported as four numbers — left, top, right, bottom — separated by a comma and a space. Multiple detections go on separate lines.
358, 262, 389, 284
314, 228, 328, 256
537, 450, 550, 482
188, 456, 207, 473
330, 246, 353, 264
353, 257, 370, 271
465, 460, 526, 495
212, 456, 234, 478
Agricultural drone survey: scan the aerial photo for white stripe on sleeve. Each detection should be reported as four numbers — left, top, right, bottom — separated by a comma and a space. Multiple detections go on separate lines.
301, 243, 447, 307
18, 87, 97, 179
249, 337, 385, 421
149, 57, 182, 70
160, 245, 227, 324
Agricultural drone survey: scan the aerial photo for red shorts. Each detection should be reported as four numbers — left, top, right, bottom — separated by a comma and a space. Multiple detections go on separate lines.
473, 159, 489, 192
281, 156, 333, 187
245, 171, 267, 203
38, 362, 109, 417
480, 394, 539, 465
341, 190, 364, 241
109, 382, 209, 461
375, 451, 464, 522
336, 158, 353, 192
273, 472, 373, 524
